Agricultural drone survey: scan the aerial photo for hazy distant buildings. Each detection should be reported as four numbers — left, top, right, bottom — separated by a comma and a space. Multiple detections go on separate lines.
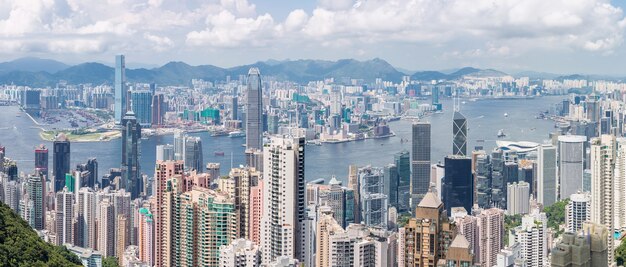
156, 144, 174, 161
245, 68, 263, 150
411, 122, 431, 207
131, 90, 153, 127
151, 94, 166, 126
114, 55, 127, 124
53, 134, 70, 192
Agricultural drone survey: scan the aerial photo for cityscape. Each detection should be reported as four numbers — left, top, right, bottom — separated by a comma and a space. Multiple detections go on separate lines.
2, 1, 626, 267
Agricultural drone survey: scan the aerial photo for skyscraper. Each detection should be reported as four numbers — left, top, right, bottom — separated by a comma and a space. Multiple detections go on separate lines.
395, 150, 411, 212
131, 90, 153, 127
26, 173, 45, 230
156, 144, 174, 161
614, 138, 626, 230
245, 68, 263, 150
76, 187, 96, 249
151, 94, 166, 127
558, 135, 586, 200
121, 111, 142, 199
261, 136, 306, 263
566, 192, 591, 233
55, 186, 74, 245
511, 213, 548, 267
506, 182, 530, 215
453, 111, 468, 157
114, 55, 127, 124
402, 191, 456, 266
442, 156, 473, 215
98, 198, 116, 257
184, 136, 203, 173
537, 144, 557, 207
154, 161, 184, 267
34, 144, 48, 178
53, 134, 70, 192
411, 122, 431, 207
590, 134, 616, 265
475, 152, 492, 208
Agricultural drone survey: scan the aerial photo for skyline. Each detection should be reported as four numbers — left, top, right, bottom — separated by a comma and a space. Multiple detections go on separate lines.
0, 0, 625, 75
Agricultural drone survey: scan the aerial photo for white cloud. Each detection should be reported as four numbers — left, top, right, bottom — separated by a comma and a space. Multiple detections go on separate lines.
0, 0, 623, 70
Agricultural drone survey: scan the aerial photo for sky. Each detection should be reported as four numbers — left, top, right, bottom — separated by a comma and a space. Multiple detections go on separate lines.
1, 0, 626, 75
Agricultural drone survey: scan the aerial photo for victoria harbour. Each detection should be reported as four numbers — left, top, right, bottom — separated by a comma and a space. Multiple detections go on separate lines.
0, 96, 559, 183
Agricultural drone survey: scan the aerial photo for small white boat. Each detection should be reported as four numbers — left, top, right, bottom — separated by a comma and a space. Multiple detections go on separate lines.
504, 113, 509, 117
497, 129, 506, 138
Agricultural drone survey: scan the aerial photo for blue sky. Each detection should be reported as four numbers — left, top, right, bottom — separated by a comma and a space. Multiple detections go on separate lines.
1, 0, 626, 75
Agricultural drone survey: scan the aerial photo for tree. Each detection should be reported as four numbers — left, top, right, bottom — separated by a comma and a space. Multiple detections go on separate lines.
0, 202, 81, 266
103, 256, 120, 267
616, 238, 626, 266
543, 199, 568, 237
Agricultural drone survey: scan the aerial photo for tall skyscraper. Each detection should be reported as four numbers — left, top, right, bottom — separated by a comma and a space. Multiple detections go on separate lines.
34, 144, 48, 178
558, 135, 586, 200
383, 163, 399, 208
55, 186, 74, 245
411, 122, 431, 207
98, 198, 116, 257
121, 111, 142, 199
453, 111, 468, 157
131, 90, 153, 127
395, 150, 411, 212
151, 94, 166, 126
76, 187, 96, 249
590, 134, 616, 265
475, 152, 492, 208
476, 208, 505, 267
184, 136, 203, 173
566, 192, 591, 233
615, 138, 626, 230
537, 144, 557, 207
261, 136, 306, 263
442, 156, 473, 215
154, 161, 184, 267
227, 167, 260, 239
402, 191, 456, 266
173, 130, 185, 161
53, 134, 70, 192
245, 68, 263, 150
26, 173, 45, 230
114, 55, 127, 124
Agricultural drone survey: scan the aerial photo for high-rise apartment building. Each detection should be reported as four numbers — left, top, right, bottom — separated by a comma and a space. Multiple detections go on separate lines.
558, 135, 586, 200
53, 134, 70, 192
511, 212, 548, 267
411, 122, 431, 207
121, 111, 142, 199
615, 138, 626, 229
220, 239, 262, 267
403, 191, 456, 266
245, 68, 263, 150
114, 55, 127, 124
75, 187, 96, 249
226, 167, 260, 239
55, 186, 74, 245
98, 198, 116, 257
154, 161, 184, 267
537, 144, 557, 207
590, 135, 616, 265
131, 90, 153, 127
138, 207, 154, 266
261, 136, 306, 263
507, 181, 530, 215
566, 192, 591, 233
26, 173, 45, 230
249, 177, 263, 245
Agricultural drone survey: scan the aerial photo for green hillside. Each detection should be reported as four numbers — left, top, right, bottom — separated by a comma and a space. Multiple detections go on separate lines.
0, 202, 82, 267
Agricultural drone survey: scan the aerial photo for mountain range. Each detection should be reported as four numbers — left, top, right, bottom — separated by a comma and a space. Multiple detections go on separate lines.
0, 57, 608, 87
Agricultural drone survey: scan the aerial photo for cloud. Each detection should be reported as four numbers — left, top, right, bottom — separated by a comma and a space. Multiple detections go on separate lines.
0, 0, 623, 67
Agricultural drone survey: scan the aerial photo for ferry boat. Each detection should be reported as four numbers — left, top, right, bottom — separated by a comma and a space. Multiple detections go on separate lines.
497, 129, 506, 138
228, 131, 245, 138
